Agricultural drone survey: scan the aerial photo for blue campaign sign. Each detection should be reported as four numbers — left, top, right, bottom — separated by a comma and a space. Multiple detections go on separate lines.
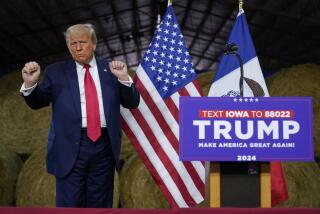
179, 97, 313, 161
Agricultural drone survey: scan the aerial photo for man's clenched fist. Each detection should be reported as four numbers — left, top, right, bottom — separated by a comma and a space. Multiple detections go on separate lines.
22, 61, 41, 88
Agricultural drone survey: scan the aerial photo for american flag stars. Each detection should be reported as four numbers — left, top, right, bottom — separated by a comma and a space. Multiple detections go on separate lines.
141, 7, 196, 98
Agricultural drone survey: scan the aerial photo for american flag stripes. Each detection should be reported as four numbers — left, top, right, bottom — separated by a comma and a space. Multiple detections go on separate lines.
120, 5, 205, 207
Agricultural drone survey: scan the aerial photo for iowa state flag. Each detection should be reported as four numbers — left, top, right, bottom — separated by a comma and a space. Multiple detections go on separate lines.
208, 9, 288, 206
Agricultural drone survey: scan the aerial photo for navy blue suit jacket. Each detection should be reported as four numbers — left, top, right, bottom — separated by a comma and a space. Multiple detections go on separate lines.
23, 59, 140, 178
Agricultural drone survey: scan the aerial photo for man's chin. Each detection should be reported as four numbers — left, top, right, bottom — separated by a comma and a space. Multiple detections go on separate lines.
74, 57, 90, 64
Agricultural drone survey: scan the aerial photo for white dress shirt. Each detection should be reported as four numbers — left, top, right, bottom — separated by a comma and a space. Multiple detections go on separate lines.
20, 56, 133, 128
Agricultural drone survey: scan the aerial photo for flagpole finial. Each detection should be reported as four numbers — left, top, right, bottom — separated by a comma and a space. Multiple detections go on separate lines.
168, 0, 172, 6
239, 0, 244, 12
156, 14, 161, 29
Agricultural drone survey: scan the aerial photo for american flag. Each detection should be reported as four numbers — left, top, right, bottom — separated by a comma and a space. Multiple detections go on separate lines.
120, 5, 205, 207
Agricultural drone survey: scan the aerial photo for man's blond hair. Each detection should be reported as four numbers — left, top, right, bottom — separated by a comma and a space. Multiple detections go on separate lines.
65, 24, 97, 46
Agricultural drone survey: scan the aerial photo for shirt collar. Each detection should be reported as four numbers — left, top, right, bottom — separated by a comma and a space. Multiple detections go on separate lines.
75, 55, 97, 70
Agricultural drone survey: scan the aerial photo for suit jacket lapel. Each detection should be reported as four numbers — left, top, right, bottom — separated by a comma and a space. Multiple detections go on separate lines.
65, 60, 81, 118
97, 59, 111, 124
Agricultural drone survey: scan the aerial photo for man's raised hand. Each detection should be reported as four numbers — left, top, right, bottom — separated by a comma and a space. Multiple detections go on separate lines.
22, 61, 41, 88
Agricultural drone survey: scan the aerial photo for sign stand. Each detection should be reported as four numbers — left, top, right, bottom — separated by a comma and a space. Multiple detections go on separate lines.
260, 162, 271, 207
209, 162, 271, 208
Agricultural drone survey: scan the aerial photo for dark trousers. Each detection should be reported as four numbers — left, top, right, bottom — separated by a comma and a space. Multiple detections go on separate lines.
56, 129, 115, 208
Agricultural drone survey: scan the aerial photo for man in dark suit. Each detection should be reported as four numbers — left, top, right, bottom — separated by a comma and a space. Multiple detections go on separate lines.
20, 24, 140, 208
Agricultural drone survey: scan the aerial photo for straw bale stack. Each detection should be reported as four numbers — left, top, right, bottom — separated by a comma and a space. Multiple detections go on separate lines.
280, 162, 320, 207
266, 63, 320, 160
0, 71, 51, 155
266, 64, 320, 207
16, 146, 119, 207
16, 146, 55, 206
197, 71, 215, 95
0, 144, 23, 205
120, 154, 169, 208
120, 131, 136, 163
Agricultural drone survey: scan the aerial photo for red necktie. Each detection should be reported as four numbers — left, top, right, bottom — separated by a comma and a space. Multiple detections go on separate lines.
84, 64, 101, 142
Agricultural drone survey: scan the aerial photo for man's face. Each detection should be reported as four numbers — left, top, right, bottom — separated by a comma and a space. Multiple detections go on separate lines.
68, 32, 96, 64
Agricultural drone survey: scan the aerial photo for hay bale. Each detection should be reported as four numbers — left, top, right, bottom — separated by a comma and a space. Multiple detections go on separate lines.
0, 71, 51, 155
197, 71, 215, 95
279, 162, 320, 207
120, 131, 136, 163
113, 171, 120, 207
0, 70, 23, 99
266, 63, 320, 160
266, 64, 320, 207
16, 146, 55, 207
0, 144, 23, 205
16, 146, 119, 207
120, 154, 170, 208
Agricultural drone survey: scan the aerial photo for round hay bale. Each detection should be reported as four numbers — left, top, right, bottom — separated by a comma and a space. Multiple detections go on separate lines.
16, 146, 119, 207
0, 144, 23, 205
120, 154, 170, 208
120, 131, 136, 163
0, 70, 22, 99
0, 71, 51, 155
266, 64, 320, 160
279, 162, 320, 207
197, 71, 215, 95
16, 146, 55, 206
113, 171, 120, 208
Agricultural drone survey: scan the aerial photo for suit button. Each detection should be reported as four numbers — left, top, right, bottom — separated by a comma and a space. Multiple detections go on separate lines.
75, 142, 79, 145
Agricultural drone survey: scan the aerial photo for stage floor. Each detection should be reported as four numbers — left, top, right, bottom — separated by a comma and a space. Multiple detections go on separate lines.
0, 208, 319, 214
